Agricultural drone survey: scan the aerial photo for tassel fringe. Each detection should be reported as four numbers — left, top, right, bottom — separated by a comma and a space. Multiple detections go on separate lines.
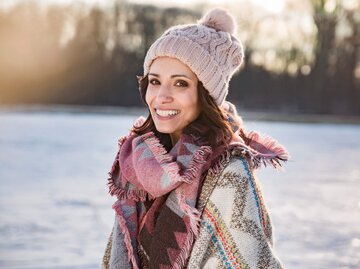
172, 230, 196, 269
132, 116, 146, 130
247, 131, 289, 160
208, 150, 231, 177
231, 130, 290, 170
180, 201, 201, 237
112, 201, 139, 269
108, 180, 148, 201
183, 146, 212, 183
142, 133, 212, 186
172, 198, 200, 269
142, 133, 185, 184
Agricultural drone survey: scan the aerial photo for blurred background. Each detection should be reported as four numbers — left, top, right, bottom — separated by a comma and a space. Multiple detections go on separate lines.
0, 0, 359, 269
0, 0, 359, 115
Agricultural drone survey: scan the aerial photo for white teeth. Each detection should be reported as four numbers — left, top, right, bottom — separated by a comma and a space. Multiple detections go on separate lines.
156, 109, 180, 117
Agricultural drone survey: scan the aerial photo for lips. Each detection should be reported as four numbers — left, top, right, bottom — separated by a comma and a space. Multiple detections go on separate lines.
155, 109, 180, 117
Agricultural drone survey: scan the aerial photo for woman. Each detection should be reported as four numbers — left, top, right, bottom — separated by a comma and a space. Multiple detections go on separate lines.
102, 8, 289, 269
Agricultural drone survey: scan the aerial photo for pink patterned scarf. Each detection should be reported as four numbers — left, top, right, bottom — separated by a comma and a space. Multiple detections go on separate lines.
107, 121, 222, 269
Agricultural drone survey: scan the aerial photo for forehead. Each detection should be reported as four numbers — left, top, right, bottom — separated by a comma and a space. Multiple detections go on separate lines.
149, 57, 197, 80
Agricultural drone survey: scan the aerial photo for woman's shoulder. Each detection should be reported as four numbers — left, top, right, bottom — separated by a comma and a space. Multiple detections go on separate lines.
197, 131, 289, 211
209, 130, 289, 193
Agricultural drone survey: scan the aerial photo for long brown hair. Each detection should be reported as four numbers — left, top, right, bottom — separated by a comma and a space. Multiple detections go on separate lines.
133, 75, 235, 149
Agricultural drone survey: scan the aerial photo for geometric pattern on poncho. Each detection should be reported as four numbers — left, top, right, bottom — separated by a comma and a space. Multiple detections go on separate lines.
187, 157, 283, 269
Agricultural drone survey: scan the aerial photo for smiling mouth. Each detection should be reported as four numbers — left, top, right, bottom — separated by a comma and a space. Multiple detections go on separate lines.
155, 109, 180, 117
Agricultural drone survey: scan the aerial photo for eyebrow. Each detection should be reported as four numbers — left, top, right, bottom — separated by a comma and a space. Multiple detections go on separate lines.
148, 73, 192, 79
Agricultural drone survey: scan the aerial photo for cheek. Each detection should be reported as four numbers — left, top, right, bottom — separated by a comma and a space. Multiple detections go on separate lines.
145, 88, 152, 106
190, 89, 200, 109
183, 92, 200, 117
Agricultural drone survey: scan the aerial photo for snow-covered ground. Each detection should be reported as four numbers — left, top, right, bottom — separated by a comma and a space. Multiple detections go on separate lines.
0, 111, 359, 269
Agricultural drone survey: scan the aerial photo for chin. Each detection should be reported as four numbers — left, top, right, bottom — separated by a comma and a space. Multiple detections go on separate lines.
154, 124, 176, 134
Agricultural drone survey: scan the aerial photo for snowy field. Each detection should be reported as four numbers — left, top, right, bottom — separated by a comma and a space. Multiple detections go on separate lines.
0, 110, 359, 269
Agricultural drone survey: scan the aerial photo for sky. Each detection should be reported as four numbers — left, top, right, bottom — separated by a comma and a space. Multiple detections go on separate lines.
0, 0, 286, 13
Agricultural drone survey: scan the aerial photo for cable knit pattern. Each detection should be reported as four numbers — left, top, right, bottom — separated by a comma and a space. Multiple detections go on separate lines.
143, 9, 244, 106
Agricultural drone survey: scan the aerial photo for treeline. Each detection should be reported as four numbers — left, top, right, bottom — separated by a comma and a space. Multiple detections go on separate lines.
0, 1, 359, 115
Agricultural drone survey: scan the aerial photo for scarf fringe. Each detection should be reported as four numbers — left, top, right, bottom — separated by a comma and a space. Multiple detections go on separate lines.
208, 140, 288, 175
208, 150, 232, 178
142, 133, 187, 186
137, 244, 150, 269
107, 160, 121, 198
108, 134, 151, 201
180, 202, 201, 237
107, 159, 148, 201
183, 146, 212, 183
142, 133, 212, 186
229, 130, 290, 170
142, 132, 174, 164
108, 182, 148, 201
107, 135, 128, 198
247, 131, 289, 160
170, 196, 202, 269
118, 135, 128, 147
172, 229, 196, 269
132, 116, 146, 130
112, 201, 139, 269
230, 143, 287, 170
245, 146, 288, 170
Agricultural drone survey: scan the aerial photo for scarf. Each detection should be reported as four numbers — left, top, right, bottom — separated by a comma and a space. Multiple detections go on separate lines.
107, 119, 222, 269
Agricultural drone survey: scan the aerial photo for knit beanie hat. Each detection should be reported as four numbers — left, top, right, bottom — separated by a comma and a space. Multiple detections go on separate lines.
143, 8, 244, 106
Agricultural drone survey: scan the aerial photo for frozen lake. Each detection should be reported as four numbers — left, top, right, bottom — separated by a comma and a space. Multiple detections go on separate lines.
0, 110, 359, 269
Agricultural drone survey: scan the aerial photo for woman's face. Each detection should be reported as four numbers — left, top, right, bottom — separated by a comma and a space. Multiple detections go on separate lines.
146, 57, 201, 144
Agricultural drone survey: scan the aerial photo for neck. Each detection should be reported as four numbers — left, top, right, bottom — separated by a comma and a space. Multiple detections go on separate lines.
170, 132, 181, 146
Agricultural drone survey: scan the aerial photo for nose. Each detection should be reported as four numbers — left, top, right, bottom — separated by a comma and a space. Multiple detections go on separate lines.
156, 85, 173, 103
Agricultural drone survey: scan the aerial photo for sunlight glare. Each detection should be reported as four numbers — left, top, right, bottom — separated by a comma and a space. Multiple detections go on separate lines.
251, 0, 285, 13
1, 0, 287, 13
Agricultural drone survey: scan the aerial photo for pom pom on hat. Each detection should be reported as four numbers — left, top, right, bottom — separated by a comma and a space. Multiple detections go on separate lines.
198, 8, 237, 35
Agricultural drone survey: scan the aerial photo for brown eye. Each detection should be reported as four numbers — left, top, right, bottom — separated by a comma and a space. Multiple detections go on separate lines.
175, 80, 188, 87
149, 78, 160, 85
